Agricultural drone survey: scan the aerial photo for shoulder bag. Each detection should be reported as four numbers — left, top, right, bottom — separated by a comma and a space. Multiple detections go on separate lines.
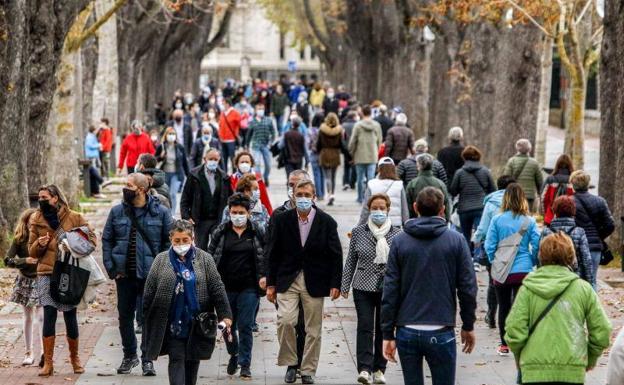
221, 111, 242, 147
491, 217, 530, 283
512, 157, 530, 181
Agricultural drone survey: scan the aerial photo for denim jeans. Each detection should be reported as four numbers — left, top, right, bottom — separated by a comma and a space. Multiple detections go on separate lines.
458, 208, 482, 257
165, 172, 181, 215
343, 160, 356, 189
168, 336, 200, 385
396, 327, 456, 385
355, 163, 376, 203
221, 141, 237, 173
225, 289, 260, 368
590, 250, 601, 289
253, 145, 272, 183
116, 277, 147, 361
311, 161, 325, 199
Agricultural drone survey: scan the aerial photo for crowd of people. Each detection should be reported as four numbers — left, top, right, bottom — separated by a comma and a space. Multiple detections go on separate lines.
4, 76, 624, 385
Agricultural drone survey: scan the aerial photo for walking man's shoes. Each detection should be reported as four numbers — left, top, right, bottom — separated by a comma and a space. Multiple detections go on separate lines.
117, 356, 139, 374
284, 366, 297, 383
301, 375, 315, 384
142, 360, 156, 376
227, 354, 239, 375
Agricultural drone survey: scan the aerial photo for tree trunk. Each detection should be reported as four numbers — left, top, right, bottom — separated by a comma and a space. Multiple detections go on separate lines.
92, 0, 119, 129
564, 78, 587, 169
535, 39, 553, 165
599, 0, 624, 247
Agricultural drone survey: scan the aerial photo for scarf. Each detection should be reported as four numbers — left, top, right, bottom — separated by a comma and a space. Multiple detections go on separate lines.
42, 210, 60, 230
169, 247, 199, 339
368, 218, 392, 264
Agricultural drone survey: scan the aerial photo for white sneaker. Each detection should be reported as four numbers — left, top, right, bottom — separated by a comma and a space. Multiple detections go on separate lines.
473, 262, 482, 272
22, 352, 34, 366
357, 371, 371, 384
373, 370, 386, 384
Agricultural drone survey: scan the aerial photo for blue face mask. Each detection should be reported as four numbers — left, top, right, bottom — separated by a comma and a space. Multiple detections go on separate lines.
202, 134, 211, 142
251, 189, 260, 203
370, 210, 388, 226
295, 197, 313, 212
206, 160, 219, 171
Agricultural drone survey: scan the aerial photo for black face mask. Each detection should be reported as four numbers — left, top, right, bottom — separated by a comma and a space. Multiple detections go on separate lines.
174, 117, 182, 123
38, 199, 57, 214
122, 188, 137, 205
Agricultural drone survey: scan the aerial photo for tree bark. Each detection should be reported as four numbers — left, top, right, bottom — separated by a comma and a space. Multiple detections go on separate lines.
535, 39, 553, 165
92, 0, 119, 128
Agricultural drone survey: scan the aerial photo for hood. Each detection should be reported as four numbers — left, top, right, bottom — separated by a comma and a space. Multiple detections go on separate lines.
549, 216, 576, 229
403, 216, 447, 239
358, 119, 378, 132
320, 123, 342, 136
146, 168, 166, 188
522, 265, 579, 300
483, 189, 505, 207
461, 160, 483, 172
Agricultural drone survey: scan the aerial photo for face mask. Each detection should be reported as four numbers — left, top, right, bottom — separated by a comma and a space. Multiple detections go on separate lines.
290, 115, 297, 122
39, 199, 56, 214
184, 97, 193, 105
202, 134, 211, 142
238, 162, 251, 174
231, 214, 248, 227
122, 187, 137, 204
241, 101, 247, 106
166, 134, 176, 143
173, 244, 191, 256
175, 102, 183, 109
327, 93, 335, 99
174, 117, 182, 123
256, 110, 265, 118
208, 112, 216, 119
133, 128, 142, 135
287, 187, 294, 199
251, 189, 260, 202
370, 210, 388, 226
150, 134, 158, 141
206, 160, 218, 171
295, 197, 313, 212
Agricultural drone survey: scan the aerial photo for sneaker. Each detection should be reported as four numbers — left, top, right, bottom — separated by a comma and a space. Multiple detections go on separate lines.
328, 196, 335, 206
227, 354, 238, 375
342, 184, 349, 191
372, 370, 386, 384
22, 352, 34, 366
252, 323, 259, 333
473, 262, 482, 272
497, 344, 510, 356
92, 193, 106, 199
117, 356, 139, 374
135, 325, 142, 334
357, 371, 371, 384
485, 313, 496, 329
142, 361, 156, 376
240, 366, 251, 379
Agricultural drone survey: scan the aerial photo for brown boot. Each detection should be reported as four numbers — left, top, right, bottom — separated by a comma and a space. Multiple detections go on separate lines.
38, 336, 55, 377
67, 337, 85, 374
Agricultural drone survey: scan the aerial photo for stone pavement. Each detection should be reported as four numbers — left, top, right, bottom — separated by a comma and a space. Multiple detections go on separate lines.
0, 132, 621, 385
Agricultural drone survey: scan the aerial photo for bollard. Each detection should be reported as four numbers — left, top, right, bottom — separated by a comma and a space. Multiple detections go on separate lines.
79, 159, 92, 197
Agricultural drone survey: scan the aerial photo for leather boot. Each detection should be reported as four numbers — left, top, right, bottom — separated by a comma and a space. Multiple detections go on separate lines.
67, 337, 85, 374
38, 336, 55, 377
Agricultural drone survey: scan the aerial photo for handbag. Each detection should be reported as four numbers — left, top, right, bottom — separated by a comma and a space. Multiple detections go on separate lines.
491, 217, 530, 283
193, 311, 218, 338
576, 198, 614, 265
50, 248, 91, 305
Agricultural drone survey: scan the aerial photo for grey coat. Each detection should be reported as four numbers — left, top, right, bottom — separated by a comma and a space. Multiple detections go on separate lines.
143, 247, 232, 361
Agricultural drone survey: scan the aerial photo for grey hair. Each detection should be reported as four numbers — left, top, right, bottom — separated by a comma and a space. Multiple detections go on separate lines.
169, 219, 194, 237
448, 126, 463, 142
290, 169, 311, 181
515, 138, 532, 154
128, 173, 150, 190
131, 119, 143, 130
416, 153, 434, 171
414, 138, 428, 153
395, 113, 408, 125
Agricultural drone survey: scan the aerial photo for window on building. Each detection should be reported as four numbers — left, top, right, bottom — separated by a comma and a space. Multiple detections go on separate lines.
279, 31, 285, 60
300, 48, 305, 60
310, 49, 316, 59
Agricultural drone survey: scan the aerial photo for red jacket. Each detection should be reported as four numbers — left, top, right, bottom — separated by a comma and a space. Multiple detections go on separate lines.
230, 172, 273, 215
98, 127, 113, 152
118, 132, 155, 169
542, 179, 574, 225
218, 108, 241, 142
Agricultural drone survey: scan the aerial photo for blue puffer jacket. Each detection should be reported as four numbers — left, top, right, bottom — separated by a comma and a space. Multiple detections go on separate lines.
573, 191, 615, 251
485, 211, 540, 275
473, 189, 505, 243
541, 216, 593, 284
102, 196, 173, 279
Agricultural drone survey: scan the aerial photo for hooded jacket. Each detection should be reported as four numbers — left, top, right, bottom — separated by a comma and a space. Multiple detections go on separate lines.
348, 118, 382, 164
449, 160, 496, 213
541, 216, 593, 284
146, 168, 172, 208
381, 216, 477, 339
317, 123, 343, 168
473, 189, 505, 243
505, 266, 611, 384
405, 170, 451, 220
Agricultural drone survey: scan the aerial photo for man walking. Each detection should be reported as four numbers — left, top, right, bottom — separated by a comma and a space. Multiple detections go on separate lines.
102, 173, 173, 376
349, 105, 382, 203
98, 118, 113, 177
267, 180, 343, 384
248, 102, 275, 184
219, 98, 242, 172
180, 148, 232, 251
381, 187, 477, 385
383, 113, 414, 165
503, 139, 544, 211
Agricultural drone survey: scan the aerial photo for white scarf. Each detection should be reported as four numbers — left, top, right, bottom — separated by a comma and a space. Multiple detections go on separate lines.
368, 218, 392, 264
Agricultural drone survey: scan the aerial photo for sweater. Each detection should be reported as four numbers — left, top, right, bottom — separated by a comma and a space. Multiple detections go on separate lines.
381, 216, 477, 339
484, 211, 540, 275
449, 160, 496, 213
505, 266, 611, 384
503, 154, 544, 200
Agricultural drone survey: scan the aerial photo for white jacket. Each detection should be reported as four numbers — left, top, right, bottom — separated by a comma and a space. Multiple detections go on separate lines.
608, 326, 624, 385
359, 178, 408, 226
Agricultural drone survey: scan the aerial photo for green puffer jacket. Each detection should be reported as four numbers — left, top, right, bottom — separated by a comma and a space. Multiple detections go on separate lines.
405, 170, 451, 220
503, 154, 544, 200
505, 265, 611, 384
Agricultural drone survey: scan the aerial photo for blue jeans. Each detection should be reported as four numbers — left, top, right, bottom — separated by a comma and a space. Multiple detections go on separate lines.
311, 161, 325, 198
221, 141, 237, 173
396, 327, 456, 385
253, 145, 272, 184
355, 163, 376, 203
165, 172, 181, 214
458, 208, 482, 258
590, 250, 601, 289
225, 289, 259, 368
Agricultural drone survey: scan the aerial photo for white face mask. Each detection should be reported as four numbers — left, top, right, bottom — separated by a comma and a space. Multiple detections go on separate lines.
231, 214, 248, 227
208, 112, 216, 119
238, 162, 252, 174
166, 134, 176, 143
175, 102, 183, 109
251, 189, 260, 202
151, 134, 158, 141
173, 244, 191, 256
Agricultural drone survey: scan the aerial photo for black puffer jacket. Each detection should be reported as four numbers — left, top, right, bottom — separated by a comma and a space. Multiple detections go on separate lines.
573, 191, 615, 251
449, 161, 496, 213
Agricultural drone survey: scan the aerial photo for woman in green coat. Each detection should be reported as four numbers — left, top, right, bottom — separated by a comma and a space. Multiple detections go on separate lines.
505, 232, 611, 385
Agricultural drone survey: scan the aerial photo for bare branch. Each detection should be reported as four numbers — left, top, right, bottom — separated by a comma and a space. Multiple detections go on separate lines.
504, 0, 554, 37
66, 0, 129, 52
302, 0, 333, 53
574, 0, 593, 25
204, 0, 235, 54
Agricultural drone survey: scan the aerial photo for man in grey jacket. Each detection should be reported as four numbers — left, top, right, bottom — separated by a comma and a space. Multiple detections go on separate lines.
349, 105, 382, 203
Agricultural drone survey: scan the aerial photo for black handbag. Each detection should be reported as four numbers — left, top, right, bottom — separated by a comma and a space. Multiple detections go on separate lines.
50, 249, 91, 305
194, 311, 218, 338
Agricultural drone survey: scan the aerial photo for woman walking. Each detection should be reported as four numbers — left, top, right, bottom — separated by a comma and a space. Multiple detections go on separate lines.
484, 183, 540, 357
28, 184, 96, 376
359, 158, 408, 227
5, 208, 42, 366
342, 193, 401, 385
155, 127, 190, 213
505, 232, 611, 385
541, 154, 574, 226
317, 112, 343, 206
307, 112, 326, 200
230, 151, 273, 214
143, 219, 232, 385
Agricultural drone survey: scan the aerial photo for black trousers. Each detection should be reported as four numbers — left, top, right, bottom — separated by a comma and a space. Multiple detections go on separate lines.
42, 306, 78, 338
494, 283, 521, 345
353, 289, 386, 373
168, 337, 200, 385
116, 277, 147, 360
486, 265, 498, 320
195, 219, 218, 252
